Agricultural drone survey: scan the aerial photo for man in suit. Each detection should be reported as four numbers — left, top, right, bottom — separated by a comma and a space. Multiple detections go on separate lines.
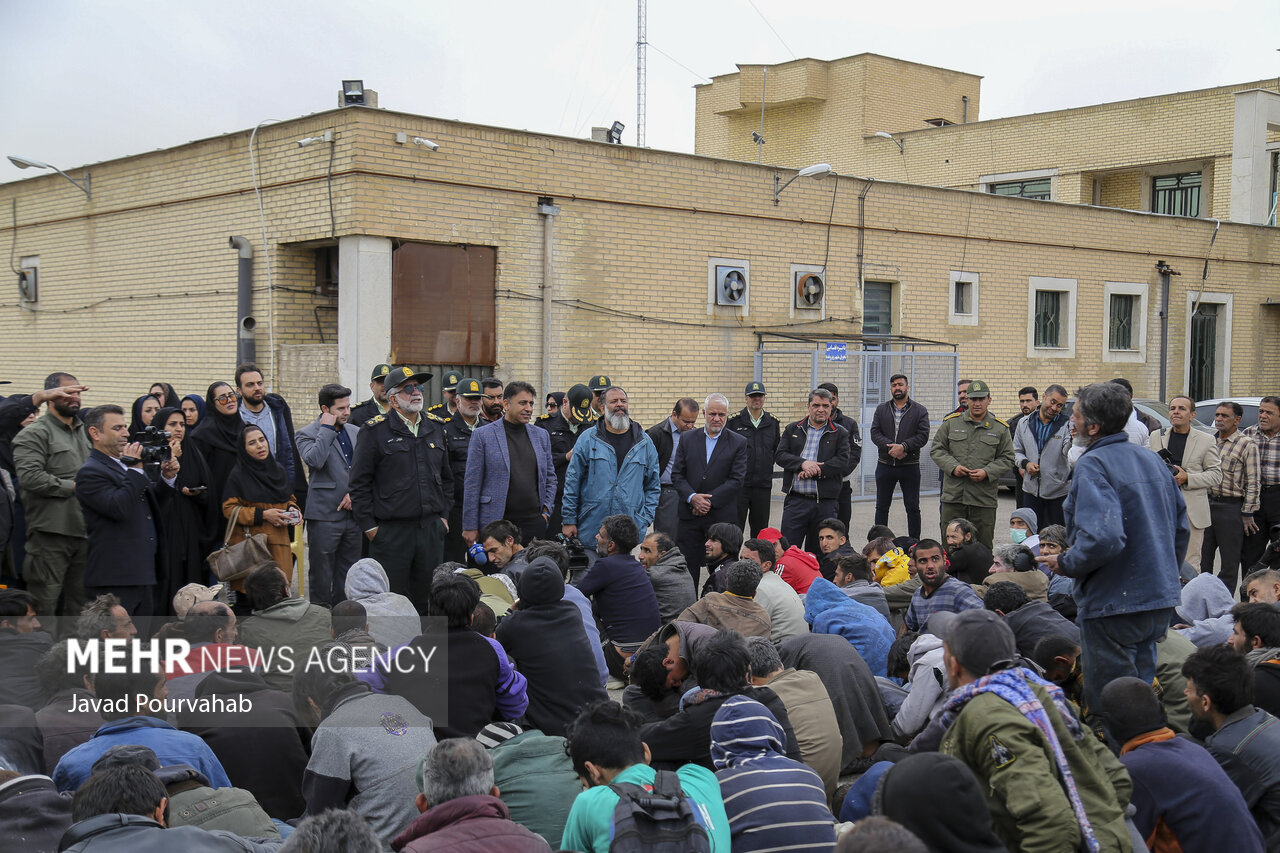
1150, 396, 1223, 568
296, 383, 361, 606
671, 393, 747, 583
645, 398, 700, 538
462, 381, 557, 546
75, 405, 178, 634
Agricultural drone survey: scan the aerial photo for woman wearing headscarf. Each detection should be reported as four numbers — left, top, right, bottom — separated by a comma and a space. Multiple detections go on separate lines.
190, 381, 243, 508
152, 406, 215, 612
128, 394, 163, 440
222, 424, 299, 584
149, 382, 181, 409
180, 394, 205, 428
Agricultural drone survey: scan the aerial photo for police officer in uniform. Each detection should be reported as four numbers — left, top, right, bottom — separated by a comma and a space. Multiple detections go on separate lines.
587, 374, 611, 419
349, 363, 392, 428
817, 382, 863, 533
442, 377, 485, 562
726, 381, 781, 536
928, 379, 1015, 551
426, 371, 463, 420
534, 383, 596, 535
349, 365, 452, 612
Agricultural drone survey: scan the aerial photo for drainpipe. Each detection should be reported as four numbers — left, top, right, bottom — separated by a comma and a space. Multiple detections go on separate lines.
962, 95, 969, 124
229, 236, 256, 365
537, 199, 561, 397
856, 179, 876, 297
1154, 260, 1180, 402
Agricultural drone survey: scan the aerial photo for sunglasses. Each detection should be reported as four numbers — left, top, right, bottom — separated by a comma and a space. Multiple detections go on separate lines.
546, 402, 560, 410
396, 384, 424, 396
214, 393, 237, 404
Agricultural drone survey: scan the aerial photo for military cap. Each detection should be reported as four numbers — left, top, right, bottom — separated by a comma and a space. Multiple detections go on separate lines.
441, 371, 462, 392
966, 380, 991, 399
745, 381, 767, 396
588, 375, 612, 391
567, 383, 594, 413
456, 377, 483, 398
369, 363, 393, 382
385, 365, 432, 391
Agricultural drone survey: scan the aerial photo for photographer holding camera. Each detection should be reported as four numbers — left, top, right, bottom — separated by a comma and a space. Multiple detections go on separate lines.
75, 404, 180, 636
1150, 396, 1222, 570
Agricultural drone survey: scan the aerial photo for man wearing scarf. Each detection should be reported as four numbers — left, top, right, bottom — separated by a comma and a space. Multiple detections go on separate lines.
934, 609, 1133, 853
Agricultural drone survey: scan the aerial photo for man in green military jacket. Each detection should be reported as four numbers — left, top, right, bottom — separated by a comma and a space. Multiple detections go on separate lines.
929, 379, 1015, 549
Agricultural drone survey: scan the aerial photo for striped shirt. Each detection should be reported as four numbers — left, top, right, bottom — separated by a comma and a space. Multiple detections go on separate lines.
1243, 425, 1280, 487
905, 576, 984, 631
791, 421, 824, 495
711, 695, 837, 853
1213, 430, 1261, 513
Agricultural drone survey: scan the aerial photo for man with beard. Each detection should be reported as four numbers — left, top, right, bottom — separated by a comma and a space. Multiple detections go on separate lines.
442, 378, 485, 562
574, 514, 661, 681
1038, 381, 1187, 717
234, 363, 306, 510
426, 370, 462, 420
870, 373, 932, 540
561, 386, 660, 545
350, 363, 392, 428
349, 366, 453, 612
775, 388, 853, 558
12, 372, 91, 635
480, 378, 505, 423
904, 538, 983, 631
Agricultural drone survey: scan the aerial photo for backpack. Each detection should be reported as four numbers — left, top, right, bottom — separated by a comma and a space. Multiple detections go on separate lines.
607, 769, 712, 853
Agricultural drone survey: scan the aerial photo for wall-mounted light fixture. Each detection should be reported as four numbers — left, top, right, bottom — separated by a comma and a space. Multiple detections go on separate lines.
874, 131, 905, 154
7, 155, 91, 198
773, 163, 832, 205
342, 80, 365, 106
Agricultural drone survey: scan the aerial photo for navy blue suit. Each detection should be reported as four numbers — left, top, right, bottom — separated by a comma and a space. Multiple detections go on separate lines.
75, 449, 172, 620
671, 428, 747, 581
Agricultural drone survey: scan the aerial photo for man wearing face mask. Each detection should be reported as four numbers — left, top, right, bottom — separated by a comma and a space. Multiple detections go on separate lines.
1009, 507, 1040, 552
349, 366, 453, 612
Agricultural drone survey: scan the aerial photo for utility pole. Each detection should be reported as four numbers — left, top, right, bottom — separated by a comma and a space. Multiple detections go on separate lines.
637, 0, 647, 147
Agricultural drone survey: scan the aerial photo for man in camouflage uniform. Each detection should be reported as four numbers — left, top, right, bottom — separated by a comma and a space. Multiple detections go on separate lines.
930, 379, 1015, 550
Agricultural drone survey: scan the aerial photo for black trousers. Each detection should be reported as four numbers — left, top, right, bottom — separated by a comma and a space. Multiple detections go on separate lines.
677, 515, 713, 586
1243, 488, 1280, 572
874, 462, 922, 539
737, 486, 773, 536
1203, 497, 1246, 595
1023, 493, 1066, 529
89, 584, 155, 638
370, 517, 445, 613
507, 514, 548, 545
781, 492, 837, 558
837, 481, 853, 531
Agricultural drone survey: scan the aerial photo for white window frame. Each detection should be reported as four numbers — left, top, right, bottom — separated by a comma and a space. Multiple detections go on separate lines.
1026, 276, 1077, 359
1182, 292, 1233, 398
948, 270, 979, 326
1102, 281, 1148, 363
978, 168, 1058, 201
707, 257, 750, 317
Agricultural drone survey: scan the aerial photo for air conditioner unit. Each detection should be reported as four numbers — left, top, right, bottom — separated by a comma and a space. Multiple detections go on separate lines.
17, 268, 37, 303
794, 271, 825, 309
715, 265, 748, 306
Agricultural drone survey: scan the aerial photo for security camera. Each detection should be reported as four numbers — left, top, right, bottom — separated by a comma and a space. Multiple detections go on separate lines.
413, 137, 439, 152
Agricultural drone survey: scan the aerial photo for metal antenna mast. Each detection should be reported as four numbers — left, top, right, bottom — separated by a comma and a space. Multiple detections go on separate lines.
637, 0, 647, 147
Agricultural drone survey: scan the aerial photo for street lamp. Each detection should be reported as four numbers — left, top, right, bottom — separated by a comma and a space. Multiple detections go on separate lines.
7, 155, 91, 198
874, 131, 904, 153
773, 163, 832, 205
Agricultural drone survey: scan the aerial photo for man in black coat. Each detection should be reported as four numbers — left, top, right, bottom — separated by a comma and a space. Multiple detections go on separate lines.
775, 388, 854, 559
671, 393, 747, 583
75, 405, 177, 634
817, 383, 863, 532
645, 397, 700, 538
0, 589, 52, 710
349, 363, 392, 429
726, 382, 780, 537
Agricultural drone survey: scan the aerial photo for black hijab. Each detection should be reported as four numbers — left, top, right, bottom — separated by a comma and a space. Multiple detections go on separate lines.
150, 382, 181, 409
154, 406, 211, 490
192, 382, 243, 454
223, 425, 292, 504
129, 394, 163, 439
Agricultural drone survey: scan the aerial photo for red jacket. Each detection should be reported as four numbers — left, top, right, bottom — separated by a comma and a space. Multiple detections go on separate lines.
392, 795, 551, 853
777, 546, 821, 594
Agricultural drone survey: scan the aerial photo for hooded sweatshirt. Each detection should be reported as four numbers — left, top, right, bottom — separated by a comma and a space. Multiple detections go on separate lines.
345, 558, 424, 648
1174, 572, 1236, 648
777, 545, 821, 594
891, 632, 947, 739
646, 547, 697, 623
495, 558, 608, 736
711, 695, 836, 853
873, 752, 1008, 853
236, 596, 333, 692
803, 577, 894, 677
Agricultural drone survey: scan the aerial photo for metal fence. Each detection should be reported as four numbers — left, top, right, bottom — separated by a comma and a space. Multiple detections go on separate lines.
754, 335, 959, 500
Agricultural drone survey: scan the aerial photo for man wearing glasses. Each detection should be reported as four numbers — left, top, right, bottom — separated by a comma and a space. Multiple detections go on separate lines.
349, 366, 453, 613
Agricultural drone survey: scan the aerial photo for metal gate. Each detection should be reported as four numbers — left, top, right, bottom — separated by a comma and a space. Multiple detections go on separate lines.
754, 334, 958, 500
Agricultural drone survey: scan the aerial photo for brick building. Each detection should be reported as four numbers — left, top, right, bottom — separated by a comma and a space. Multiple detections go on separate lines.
2, 69, 1278, 433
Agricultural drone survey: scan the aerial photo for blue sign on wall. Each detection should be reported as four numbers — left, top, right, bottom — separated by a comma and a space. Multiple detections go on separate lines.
824, 342, 847, 362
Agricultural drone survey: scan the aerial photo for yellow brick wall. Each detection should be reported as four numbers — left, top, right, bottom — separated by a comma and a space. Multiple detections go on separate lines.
2, 107, 1277, 430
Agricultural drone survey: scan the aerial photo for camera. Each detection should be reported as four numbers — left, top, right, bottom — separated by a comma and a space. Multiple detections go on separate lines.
556, 533, 593, 578
134, 425, 172, 464
1155, 448, 1180, 479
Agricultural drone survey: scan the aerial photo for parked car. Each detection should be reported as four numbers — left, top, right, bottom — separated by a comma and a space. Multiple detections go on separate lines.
998, 397, 1207, 491
1194, 397, 1264, 431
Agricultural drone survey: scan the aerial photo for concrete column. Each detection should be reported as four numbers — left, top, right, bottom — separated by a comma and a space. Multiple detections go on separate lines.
1230, 90, 1280, 225
337, 236, 393, 396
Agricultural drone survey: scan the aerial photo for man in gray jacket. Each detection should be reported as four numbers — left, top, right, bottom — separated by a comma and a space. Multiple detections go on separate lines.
1013, 384, 1071, 528
295, 383, 361, 606
637, 531, 695, 623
